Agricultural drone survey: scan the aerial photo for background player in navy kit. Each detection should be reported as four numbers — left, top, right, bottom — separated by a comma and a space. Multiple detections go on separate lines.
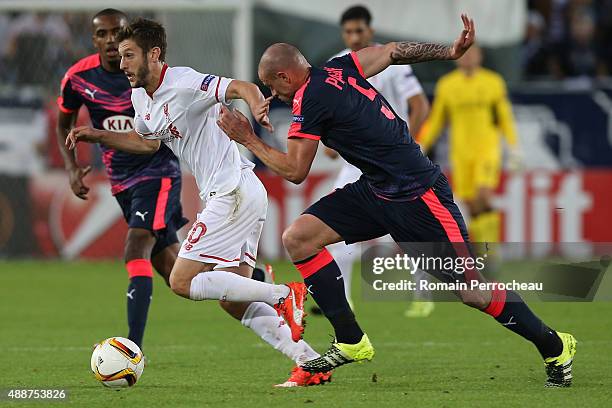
55, 9, 187, 350
218, 15, 577, 387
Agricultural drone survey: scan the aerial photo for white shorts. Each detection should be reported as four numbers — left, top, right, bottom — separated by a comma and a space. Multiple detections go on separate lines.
178, 169, 267, 269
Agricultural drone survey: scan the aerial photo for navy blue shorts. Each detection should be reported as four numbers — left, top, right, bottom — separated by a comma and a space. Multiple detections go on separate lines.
306, 174, 488, 285
305, 174, 470, 245
115, 177, 189, 255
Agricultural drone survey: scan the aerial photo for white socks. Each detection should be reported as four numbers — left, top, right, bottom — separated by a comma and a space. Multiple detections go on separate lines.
189, 273, 318, 365
189, 271, 289, 305
328, 242, 358, 304
241, 302, 319, 364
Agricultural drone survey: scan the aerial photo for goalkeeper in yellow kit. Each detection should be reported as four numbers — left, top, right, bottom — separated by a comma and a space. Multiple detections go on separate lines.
419, 44, 519, 243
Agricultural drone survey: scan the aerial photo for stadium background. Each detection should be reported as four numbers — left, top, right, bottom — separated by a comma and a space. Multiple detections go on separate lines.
2, 0, 612, 261
1, 1, 611, 406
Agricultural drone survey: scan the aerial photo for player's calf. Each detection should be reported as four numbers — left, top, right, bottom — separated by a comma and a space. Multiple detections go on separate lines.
125, 259, 154, 348
456, 287, 491, 310
477, 287, 569, 385
171, 257, 308, 341
284, 214, 365, 345
217, 263, 256, 320
124, 228, 157, 349
219, 300, 251, 320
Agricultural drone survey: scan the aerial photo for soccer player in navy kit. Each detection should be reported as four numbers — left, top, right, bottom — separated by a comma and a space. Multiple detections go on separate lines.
218, 15, 577, 387
55, 9, 187, 350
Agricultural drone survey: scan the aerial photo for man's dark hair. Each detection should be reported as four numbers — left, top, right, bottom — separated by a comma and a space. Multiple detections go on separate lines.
116, 18, 167, 61
340, 5, 372, 26
92, 8, 128, 23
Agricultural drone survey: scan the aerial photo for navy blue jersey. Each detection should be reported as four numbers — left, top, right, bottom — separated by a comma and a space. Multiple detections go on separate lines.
288, 51, 440, 200
58, 54, 180, 195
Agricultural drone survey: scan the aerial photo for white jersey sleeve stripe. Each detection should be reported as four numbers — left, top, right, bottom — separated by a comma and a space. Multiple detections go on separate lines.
215, 76, 233, 105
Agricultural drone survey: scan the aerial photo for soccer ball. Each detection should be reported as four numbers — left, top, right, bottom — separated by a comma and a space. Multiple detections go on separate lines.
90, 337, 144, 388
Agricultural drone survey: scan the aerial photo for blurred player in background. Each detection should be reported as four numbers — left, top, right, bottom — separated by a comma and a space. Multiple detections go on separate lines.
324, 5, 434, 318
56, 9, 188, 352
418, 44, 520, 245
219, 16, 577, 388
67, 18, 330, 387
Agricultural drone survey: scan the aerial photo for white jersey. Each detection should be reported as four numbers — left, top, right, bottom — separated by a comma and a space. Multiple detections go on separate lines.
329, 48, 424, 188
132, 65, 254, 201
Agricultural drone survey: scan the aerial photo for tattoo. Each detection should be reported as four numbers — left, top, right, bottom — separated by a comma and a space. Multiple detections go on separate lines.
390, 42, 451, 65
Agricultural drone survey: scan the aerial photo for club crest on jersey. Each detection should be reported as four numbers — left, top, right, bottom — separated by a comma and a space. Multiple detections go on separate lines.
102, 115, 134, 133
145, 122, 182, 142
200, 74, 215, 91
168, 123, 182, 139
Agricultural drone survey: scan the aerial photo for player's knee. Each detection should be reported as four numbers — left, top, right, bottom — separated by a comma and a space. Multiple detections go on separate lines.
281, 225, 303, 255
283, 225, 317, 258
168, 271, 180, 292
169, 270, 190, 298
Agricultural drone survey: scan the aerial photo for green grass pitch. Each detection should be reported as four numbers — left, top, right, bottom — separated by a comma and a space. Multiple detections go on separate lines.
1, 260, 611, 407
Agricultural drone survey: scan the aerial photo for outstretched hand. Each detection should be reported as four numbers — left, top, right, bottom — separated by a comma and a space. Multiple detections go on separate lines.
217, 105, 256, 145
449, 14, 475, 60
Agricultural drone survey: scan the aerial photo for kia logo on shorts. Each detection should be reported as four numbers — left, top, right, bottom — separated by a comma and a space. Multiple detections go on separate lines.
102, 115, 134, 133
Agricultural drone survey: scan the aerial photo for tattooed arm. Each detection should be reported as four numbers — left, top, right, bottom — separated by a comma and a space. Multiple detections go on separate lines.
355, 14, 475, 78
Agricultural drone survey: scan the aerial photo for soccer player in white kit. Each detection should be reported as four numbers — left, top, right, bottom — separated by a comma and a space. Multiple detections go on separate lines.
326, 6, 434, 317
67, 18, 332, 387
